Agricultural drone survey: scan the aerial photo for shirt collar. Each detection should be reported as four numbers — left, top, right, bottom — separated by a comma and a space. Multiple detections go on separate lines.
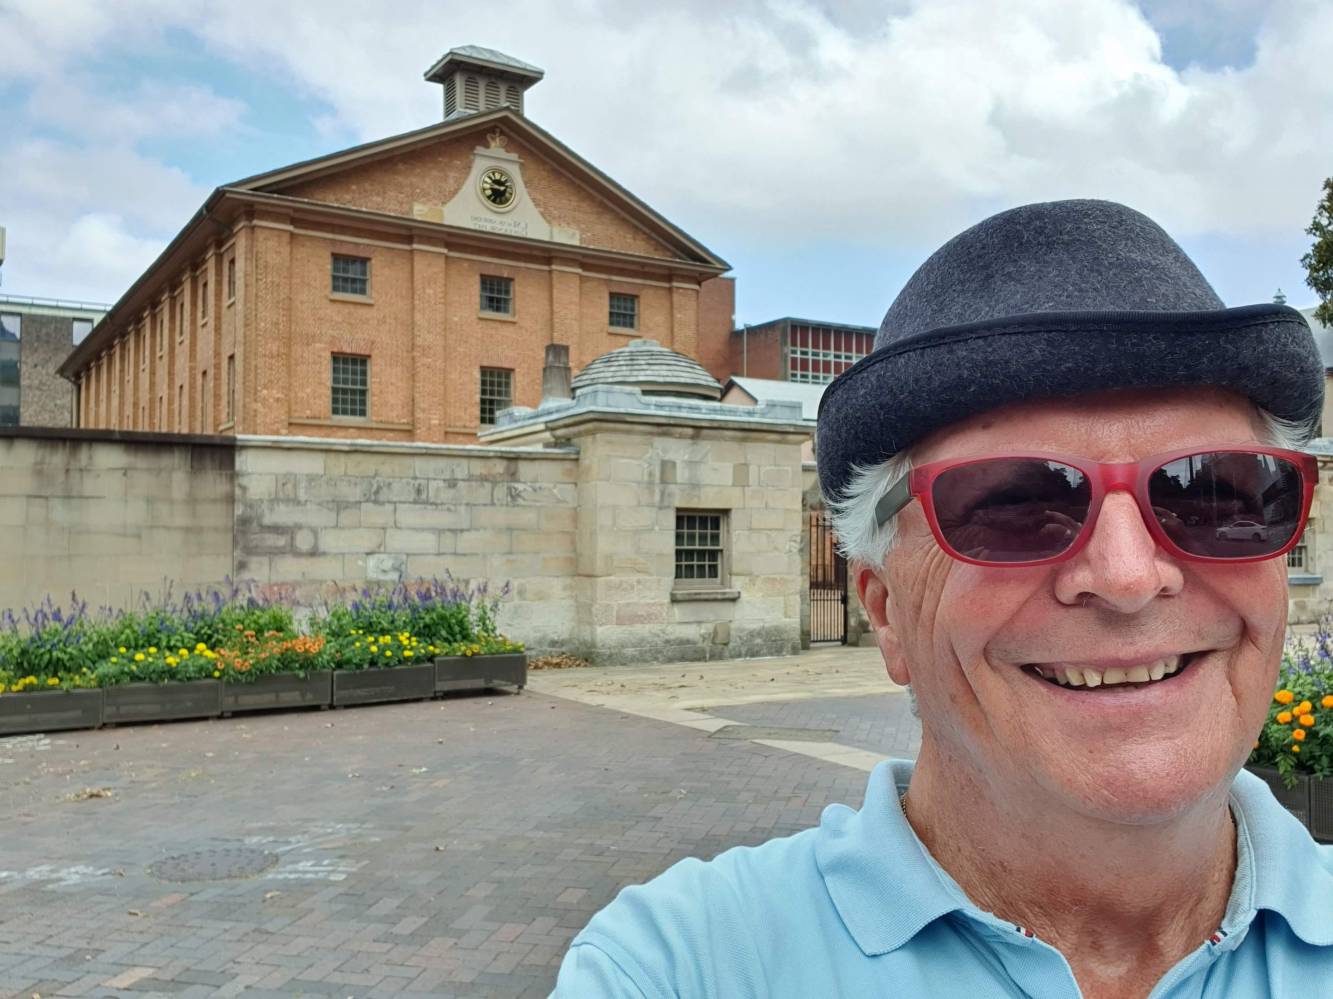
815, 760, 1333, 957
1228, 767, 1333, 946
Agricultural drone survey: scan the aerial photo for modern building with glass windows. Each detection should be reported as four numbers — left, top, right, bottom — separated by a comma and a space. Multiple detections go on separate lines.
724, 317, 876, 386
0, 295, 108, 427
59, 46, 735, 442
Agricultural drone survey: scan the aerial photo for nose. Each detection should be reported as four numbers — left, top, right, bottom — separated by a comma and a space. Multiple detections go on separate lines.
1053, 488, 1184, 612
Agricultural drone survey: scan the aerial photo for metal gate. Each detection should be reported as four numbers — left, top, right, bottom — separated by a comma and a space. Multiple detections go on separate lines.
808, 510, 848, 644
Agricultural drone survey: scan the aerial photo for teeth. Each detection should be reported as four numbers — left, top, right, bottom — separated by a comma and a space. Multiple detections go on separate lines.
1036, 653, 1193, 689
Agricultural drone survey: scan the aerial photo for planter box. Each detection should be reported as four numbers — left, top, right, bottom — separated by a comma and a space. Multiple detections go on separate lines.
0, 689, 103, 736
102, 680, 222, 726
332, 664, 435, 707
1311, 775, 1333, 844
434, 654, 526, 693
221, 671, 332, 715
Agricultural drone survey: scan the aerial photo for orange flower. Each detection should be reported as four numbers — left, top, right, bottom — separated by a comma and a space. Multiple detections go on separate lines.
1275, 690, 1295, 705
1277, 711, 1293, 725
1292, 729, 1307, 742
1323, 695, 1333, 710
1296, 701, 1313, 715
1299, 714, 1316, 727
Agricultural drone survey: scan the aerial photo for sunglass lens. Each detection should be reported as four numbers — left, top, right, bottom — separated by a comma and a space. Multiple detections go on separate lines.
1148, 452, 1304, 559
932, 459, 1090, 563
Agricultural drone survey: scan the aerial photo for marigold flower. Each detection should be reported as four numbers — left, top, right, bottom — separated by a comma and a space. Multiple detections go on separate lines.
118, 646, 127, 654
178, 648, 188, 656
1275, 690, 1295, 705
1300, 714, 1316, 727
1292, 745, 1301, 753
1277, 711, 1293, 724
1323, 695, 1333, 709
47, 677, 59, 686
134, 653, 145, 662
148, 647, 157, 654
1293, 729, 1307, 742
1296, 701, 1313, 715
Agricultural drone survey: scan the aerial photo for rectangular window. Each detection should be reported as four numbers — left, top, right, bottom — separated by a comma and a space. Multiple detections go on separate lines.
1288, 529, 1312, 572
72, 318, 92, 344
479, 366, 513, 425
0, 338, 19, 427
226, 353, 236, 424
178, 384, 185, 432
158, 394, 164, 431
609, 292, 639, 330
177, 298, 185, 342
0, 313, 20, 342
331, 255, 370, 296
156, 314, 164, 357
785, 324, 874, 384
201, 369, 210, 430
675, 512, 727, 586
479, 275, 513, 315
201, 279, 209, 319
331, 354, 369, 418
227, 257, 236, 301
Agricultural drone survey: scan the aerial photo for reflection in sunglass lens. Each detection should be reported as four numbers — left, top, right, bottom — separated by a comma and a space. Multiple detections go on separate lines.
1149, 451, 1303, 559
932, 459, 1090, 562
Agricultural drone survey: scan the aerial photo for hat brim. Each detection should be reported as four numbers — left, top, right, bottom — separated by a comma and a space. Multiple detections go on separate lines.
815, 303, 1324, 501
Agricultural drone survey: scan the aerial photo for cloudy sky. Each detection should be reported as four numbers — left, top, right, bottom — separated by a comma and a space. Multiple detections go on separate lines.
1, 0, 1330, 327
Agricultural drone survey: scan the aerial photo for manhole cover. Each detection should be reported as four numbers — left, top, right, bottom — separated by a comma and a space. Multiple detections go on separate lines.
149, 847, 279, 882
709, 725, 840, 742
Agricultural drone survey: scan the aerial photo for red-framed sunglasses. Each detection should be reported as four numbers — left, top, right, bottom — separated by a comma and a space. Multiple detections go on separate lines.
873, 446, 1317, 568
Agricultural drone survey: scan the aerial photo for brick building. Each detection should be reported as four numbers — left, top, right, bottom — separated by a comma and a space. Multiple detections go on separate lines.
59, 46, 735, 443
723, 317, 877, 384
0, 295, 108, 427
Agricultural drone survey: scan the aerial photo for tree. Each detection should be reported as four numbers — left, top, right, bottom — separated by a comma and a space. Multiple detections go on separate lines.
1301, 177, 1333, 328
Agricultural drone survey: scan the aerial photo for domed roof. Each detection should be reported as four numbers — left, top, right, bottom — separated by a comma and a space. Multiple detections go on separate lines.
571, 339, 722, 400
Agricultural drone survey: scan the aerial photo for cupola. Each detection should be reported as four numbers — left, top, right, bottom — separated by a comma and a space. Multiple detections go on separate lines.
423, 46, 544, 119
571, 339, 723, 401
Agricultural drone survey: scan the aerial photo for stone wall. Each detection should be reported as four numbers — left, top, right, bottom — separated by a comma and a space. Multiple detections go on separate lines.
232, 437, 579, 651
0, 429, 234, 611
18, 315, 75, 428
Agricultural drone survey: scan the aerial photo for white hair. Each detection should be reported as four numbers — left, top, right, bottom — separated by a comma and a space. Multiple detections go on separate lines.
828, 404, 1314, 568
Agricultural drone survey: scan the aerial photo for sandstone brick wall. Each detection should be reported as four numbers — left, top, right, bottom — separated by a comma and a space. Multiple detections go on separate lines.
0, 430, 234, 612
232, 438, 579, 651
1289, 453, 1333, 625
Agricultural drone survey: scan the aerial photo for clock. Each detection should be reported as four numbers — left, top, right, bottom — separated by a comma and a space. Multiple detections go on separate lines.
479, 167, 517, 210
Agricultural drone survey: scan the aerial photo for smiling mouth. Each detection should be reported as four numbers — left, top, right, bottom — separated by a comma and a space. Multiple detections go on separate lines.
1022, 652, 1201, 690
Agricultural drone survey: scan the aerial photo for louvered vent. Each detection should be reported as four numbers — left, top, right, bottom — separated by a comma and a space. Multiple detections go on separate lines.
444, 77, 458, 116
462, 75, 480, 111
484, 80, 501, 109
504, 84, 521, 112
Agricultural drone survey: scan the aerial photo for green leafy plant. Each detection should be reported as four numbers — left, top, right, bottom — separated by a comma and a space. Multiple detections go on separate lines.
1249, 623, 1333, 785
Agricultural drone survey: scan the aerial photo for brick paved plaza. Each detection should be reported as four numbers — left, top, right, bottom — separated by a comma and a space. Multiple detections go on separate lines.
1, 649, 917, 998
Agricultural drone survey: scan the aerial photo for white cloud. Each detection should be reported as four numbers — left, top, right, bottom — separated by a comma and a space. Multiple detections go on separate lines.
1, 0, 1330, 308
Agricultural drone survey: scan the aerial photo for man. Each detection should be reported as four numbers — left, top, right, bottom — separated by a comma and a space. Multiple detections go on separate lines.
553, 200, 1333, 997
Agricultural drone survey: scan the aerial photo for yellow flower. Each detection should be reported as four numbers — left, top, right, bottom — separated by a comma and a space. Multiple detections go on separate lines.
1292, 744, 1301, 753
369, 645, 378, 653
148, 647, 157, 654
384, 651, 392, 658
213, 670, 221, 677
178, 648, 189, 656
1299, 713, 1316, 727
134, 653, 145, 662
195, 642, 207, 652
118, 646, 127, 653
166, 657, 178, 667
1277, 711, 1293, 724
1293, 729, 1307, 742
403, 650, 413, 658
110, 657, 118, 664
47, 677, 59, 686
1296, 701, 1313, 716
1275, 690, 1296, 705
1323, 695, 1333, 710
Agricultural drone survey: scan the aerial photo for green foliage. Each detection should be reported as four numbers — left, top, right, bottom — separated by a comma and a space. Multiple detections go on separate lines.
1301, 177, 1333, 328
1249, 622, 1333, 786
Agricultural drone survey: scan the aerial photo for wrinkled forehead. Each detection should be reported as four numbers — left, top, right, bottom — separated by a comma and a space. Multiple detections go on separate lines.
911, 387, 1267, 466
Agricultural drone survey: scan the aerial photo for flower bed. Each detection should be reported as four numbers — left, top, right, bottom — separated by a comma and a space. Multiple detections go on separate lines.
0, 578, 526, 735
1247, 622, 1333, 842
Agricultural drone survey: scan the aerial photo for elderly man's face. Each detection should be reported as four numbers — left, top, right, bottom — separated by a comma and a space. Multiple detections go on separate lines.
870, 388, 1287, 822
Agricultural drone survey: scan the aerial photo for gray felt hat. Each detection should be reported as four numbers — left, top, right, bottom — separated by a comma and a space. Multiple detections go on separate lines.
816, 198, 1325, 501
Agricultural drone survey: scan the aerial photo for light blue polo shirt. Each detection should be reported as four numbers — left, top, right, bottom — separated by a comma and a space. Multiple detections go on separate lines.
553, 759, 1333, 998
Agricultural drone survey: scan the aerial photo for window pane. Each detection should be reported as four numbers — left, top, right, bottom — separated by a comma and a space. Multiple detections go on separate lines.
480, 276, 513, 315
331, 255, 370, 296
479, 367, 513, 425
674, 512, 724, 583
331, 355, 369, 418
609, 293, 638, 329
0, 314, 19, 341
72, 318, 93, 344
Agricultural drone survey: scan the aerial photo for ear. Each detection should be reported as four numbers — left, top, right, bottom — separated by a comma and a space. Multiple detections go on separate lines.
855, 562, 911, 688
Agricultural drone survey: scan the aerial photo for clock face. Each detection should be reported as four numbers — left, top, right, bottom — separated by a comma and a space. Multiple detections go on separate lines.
479, 168, 517, 209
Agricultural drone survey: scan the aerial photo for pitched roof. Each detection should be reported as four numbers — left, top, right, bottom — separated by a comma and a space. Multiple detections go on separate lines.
724, 376, 824, 422
226, 108, 727, 269
424, 46, 544, 81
